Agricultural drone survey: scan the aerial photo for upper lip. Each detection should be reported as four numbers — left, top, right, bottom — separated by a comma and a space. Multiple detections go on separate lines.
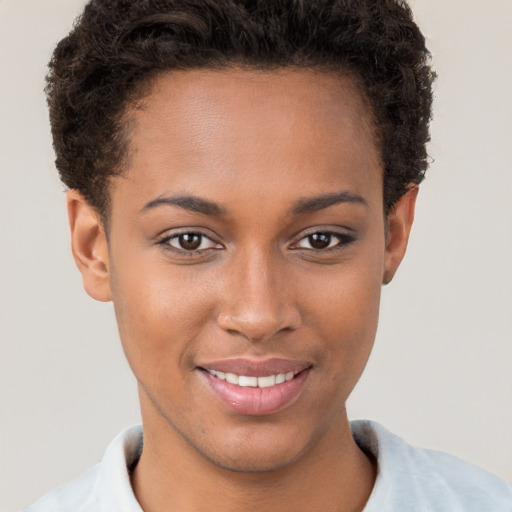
198, 358, 312, 377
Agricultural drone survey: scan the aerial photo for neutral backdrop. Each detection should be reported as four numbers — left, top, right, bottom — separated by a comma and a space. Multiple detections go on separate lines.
1, 0, 511, 510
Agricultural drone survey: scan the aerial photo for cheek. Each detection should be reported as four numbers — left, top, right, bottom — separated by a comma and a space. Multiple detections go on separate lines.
303, 250, 383, 385
323, 275, 380, 358
109, 258, 216, 379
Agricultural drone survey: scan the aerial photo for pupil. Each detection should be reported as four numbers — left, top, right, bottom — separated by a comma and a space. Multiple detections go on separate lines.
309, 233, 331, 249
179, 233, 201, 250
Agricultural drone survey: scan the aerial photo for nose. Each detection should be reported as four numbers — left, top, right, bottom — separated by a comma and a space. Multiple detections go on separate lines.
217, 249, 302, 343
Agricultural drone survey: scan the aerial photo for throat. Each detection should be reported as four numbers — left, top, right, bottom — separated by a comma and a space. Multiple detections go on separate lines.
130, 417, 376, 512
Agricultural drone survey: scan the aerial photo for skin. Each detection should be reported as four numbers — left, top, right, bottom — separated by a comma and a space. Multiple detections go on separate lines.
68, 68, 417, 512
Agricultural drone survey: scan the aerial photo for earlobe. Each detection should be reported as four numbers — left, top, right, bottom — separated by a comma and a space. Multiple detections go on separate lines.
382, 186, 418, 285
67, 190, 112, 302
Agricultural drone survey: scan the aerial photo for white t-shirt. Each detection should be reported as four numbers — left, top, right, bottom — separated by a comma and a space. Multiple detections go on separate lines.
24, 421, 512, 512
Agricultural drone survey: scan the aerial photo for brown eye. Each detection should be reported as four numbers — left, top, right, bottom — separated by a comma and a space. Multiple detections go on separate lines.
165, 232, 221, 252
293, 230, 356, 252
307, 232, 332, 249
178, 233, 202, 250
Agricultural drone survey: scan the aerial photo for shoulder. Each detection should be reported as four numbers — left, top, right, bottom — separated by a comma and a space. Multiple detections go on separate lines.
23, 425, 143, 512
351, 420, 512, 512
23, 464, 101, 512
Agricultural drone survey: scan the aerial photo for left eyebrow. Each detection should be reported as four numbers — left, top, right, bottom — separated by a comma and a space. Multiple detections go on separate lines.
139, 194, 226, 217
292, 191, 368, 215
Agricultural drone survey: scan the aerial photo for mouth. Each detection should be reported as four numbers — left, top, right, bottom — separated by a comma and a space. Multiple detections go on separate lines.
197, 358, 312, 416
203, 368, 300, 388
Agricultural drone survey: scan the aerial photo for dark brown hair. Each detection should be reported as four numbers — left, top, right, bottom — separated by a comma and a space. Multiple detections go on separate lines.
46, 0, 435, 219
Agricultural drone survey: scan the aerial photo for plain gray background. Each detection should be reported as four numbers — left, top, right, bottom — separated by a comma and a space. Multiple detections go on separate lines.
1, 0, 511, 510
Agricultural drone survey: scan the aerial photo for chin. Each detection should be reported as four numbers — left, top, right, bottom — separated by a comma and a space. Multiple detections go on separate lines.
178, 419, 324, 475
196, 442, 307, 474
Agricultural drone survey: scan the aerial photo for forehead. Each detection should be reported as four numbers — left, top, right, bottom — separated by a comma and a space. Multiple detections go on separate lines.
129, 67, 377, 150
117, 67, 382, 212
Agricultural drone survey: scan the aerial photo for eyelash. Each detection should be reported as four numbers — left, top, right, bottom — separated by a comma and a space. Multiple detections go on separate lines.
157, 231, 222, 255
290, 230, 357, 252
156, 229, 357, 256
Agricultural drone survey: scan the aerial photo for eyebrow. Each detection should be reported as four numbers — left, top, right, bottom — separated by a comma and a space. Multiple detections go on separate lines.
140, 189, 367, 217
292, 191, 368, 215
140, 195, 226, 216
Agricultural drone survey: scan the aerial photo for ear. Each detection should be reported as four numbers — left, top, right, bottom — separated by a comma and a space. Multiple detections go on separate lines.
67, 190, 112, 302
382, 186, 418, 285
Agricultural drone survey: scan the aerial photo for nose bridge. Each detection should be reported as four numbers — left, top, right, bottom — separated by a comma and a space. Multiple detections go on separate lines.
217, 244, 300, 342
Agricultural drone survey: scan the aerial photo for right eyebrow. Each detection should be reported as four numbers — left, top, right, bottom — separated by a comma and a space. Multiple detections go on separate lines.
292, 190, 368, 215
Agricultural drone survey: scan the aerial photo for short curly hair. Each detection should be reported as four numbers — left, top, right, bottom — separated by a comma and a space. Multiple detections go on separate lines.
46, 0, 435, 219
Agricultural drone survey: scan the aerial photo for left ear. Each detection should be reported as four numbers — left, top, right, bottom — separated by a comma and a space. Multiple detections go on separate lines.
67, 189, 112, 302
382, 186, 418, 285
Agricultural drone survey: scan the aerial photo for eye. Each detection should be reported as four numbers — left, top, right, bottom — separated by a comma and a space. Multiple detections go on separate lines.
293, 231, 355, 251
163, 232, 221, 252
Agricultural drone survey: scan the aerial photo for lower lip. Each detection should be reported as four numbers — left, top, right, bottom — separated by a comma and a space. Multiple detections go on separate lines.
201, 369, 311, 416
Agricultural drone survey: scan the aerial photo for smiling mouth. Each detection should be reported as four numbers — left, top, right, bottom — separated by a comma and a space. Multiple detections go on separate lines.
197, 360, 312, 416
203, 368, 303, 388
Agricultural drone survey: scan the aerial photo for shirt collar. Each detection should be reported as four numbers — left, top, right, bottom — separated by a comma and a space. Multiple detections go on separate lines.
95, 424, 143, 512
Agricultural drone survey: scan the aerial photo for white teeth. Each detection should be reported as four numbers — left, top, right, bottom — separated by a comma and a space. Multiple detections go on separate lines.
275, 373, 286, 384
257, 375, 276, 388
225, 372, 239, 384
238, 375, 258, 387
206, 369, 299, 388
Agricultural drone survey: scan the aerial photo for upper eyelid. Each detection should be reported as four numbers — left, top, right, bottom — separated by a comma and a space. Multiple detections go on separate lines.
165, 231, 214, 241
302, 232, 352, 241
290, 226, 356, 242
156, 227, 220, 242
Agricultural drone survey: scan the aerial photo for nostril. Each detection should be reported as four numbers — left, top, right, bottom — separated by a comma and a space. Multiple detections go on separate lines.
216, 290, 302, 342
217, 312, 300, 343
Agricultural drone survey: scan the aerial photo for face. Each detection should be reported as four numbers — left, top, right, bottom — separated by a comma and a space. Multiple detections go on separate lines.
70, 68, 415, 473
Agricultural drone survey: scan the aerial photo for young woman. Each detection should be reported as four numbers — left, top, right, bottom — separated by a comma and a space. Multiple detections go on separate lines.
24, 1, 512, 510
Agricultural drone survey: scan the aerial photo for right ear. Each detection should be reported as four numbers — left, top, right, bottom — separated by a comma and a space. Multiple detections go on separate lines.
67, 190, 112, 302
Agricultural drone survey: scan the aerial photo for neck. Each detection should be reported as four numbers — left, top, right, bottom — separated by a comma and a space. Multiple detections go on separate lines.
131, 408, 376, 512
